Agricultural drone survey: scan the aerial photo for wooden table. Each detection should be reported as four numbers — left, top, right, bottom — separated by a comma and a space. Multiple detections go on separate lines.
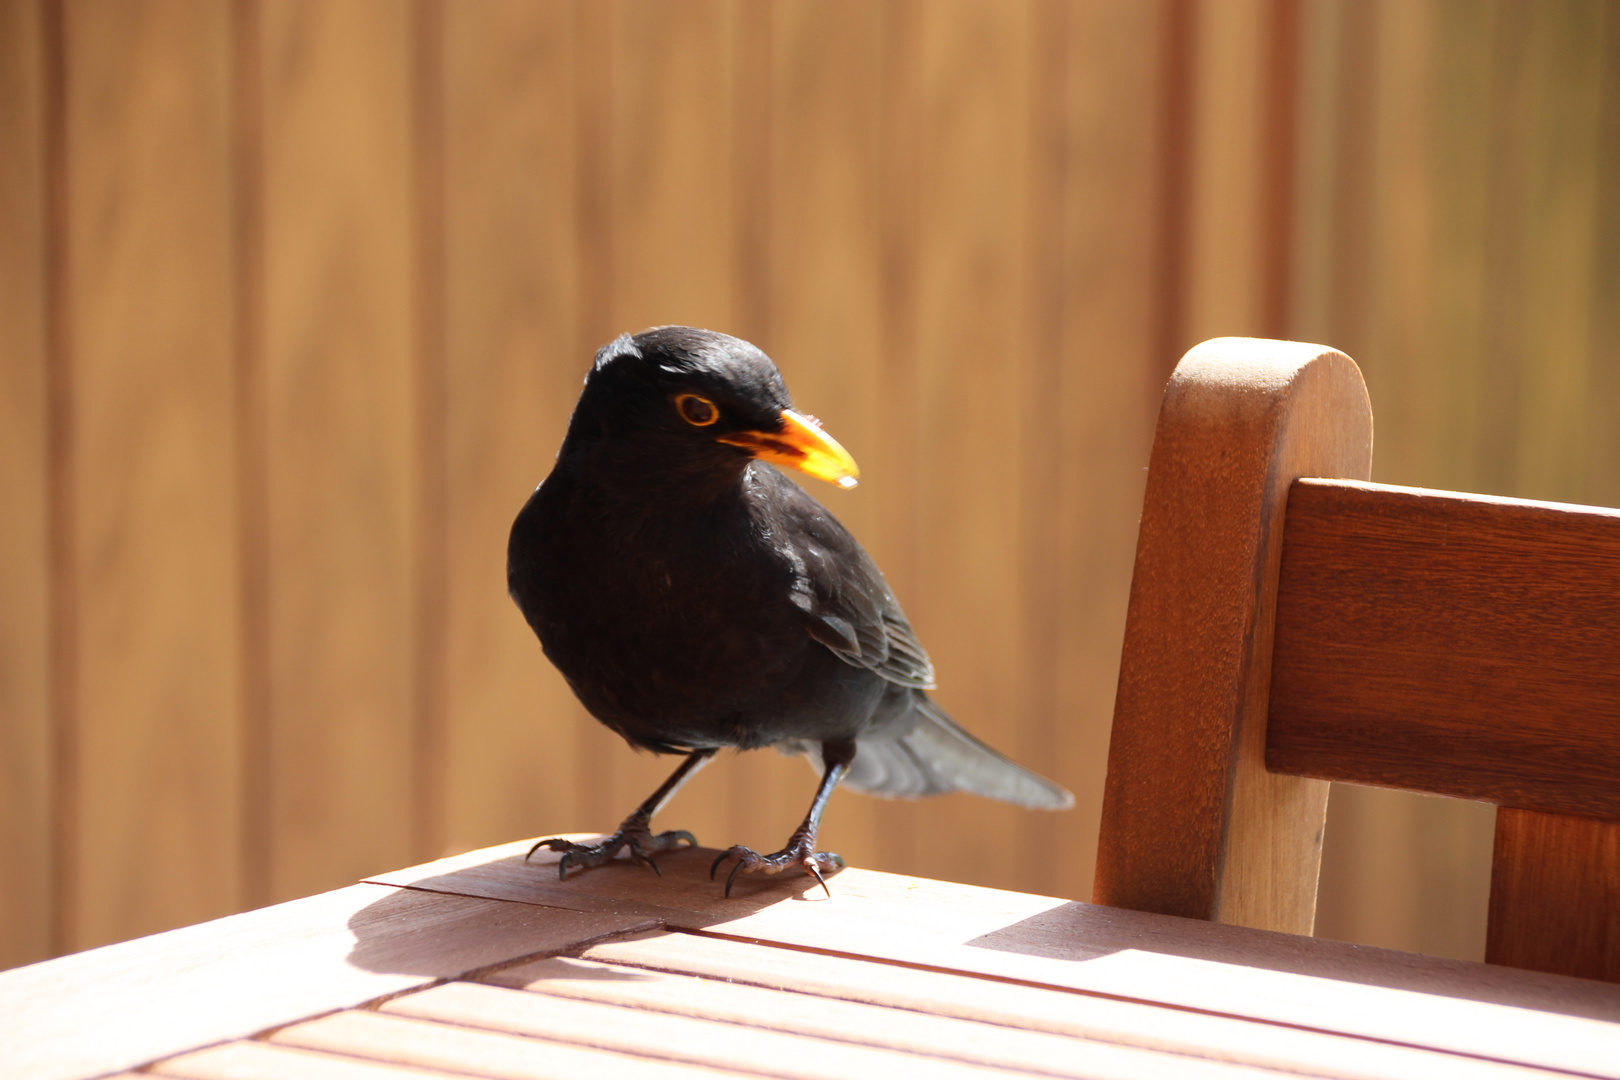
6, 837, 1619, 1080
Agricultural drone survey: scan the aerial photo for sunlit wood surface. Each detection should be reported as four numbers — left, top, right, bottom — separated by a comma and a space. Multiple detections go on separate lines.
2, 0, 1617, 971
5, 839, 1620, 1080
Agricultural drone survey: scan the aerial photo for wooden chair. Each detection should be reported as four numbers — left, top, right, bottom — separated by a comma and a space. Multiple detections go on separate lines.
1093, 337, 1620, 983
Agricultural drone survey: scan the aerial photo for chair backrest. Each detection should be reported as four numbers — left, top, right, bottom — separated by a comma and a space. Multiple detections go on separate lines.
1094, 338, 1620, 983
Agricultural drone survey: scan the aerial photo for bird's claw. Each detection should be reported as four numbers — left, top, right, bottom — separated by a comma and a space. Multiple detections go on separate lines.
710, 844, 845, 898
528, 827, 698, 880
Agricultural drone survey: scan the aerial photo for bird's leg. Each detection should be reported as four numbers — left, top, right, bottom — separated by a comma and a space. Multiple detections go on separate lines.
528, 747, 716, 879
711, 739, 854, 898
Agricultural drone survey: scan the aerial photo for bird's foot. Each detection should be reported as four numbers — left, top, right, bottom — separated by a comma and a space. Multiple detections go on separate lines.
527, 823, 698, 880
710, 841, 845, 899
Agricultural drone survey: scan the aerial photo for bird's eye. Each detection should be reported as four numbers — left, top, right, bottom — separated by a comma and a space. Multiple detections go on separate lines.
675, 394, 719, 426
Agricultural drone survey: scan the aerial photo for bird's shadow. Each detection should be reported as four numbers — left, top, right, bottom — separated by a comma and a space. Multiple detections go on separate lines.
343, 840, 831, 980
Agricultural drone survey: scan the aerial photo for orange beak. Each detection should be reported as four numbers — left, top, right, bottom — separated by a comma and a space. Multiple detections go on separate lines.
717, 409, 860, 489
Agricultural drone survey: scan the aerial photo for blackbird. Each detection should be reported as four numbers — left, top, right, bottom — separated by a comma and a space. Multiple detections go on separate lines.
509, 326, 1072, 896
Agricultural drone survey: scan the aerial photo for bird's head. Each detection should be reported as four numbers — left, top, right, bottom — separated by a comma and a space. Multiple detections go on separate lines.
563, 327, 860, 491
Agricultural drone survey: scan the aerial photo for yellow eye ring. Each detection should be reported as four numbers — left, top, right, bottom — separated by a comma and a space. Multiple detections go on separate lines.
675, 393, 720, 426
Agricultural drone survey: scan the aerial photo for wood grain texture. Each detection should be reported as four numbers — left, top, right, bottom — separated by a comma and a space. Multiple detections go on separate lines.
1181, 0, 1271, 348
489, 955, 1258, 1080
1268, 479, 1620, 817
274, 1008, 755, 1080
0, 0, 54, 970
370, 838, 1620, 1070
64, 0, 245, 951
381, 982, 1086, 1080
1489, 807, 1620, 983
257, 0, 418, 901
1095, 338, 1373, 934
500, 950, 1563, 1080
440, 0, 588, 857
1046, 0, 1165, 902
11, 838, 1620, 1079
154, 1040, 458, 1079
750, 0, 889, 868
900, 0, 1036, 890
0, 877, 653, 1080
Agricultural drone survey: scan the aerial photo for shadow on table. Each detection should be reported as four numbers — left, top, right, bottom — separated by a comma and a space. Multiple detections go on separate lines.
344, 840, 826, 980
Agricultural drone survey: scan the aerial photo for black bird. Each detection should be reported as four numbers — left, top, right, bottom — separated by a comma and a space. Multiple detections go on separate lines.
509, 327, 1072, 895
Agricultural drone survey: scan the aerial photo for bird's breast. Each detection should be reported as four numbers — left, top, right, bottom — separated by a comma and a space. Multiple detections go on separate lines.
512, 476, 879, 751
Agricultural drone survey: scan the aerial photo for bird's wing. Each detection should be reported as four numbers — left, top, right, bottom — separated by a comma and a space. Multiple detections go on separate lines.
766, 468, 936, 689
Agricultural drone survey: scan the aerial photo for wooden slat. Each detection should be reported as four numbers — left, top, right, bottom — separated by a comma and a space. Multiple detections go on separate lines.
1268, 478, 1620, 818
154, 1040, 452, 1080
0, 879, 654, 1080
64, 0, 244, 950
743, 0, 889, 880
439, 0, 588, 855
369, 839, 1620, 1077
257, 0, 418, 900
377, 984, 1069, 1080
903, 0, 1040, 890
1489, 807, 1620, 982
571, 0, 744, 846
1040, 0, 1165, 903
1181, 0, 1272, 346
491, 956, 1216, 1080
1499, 2, 1607, 506
497, 951, 1551, 1080
0, 0, 53, 971
273, 1009, 748, 1080
1588, 3, 1620, 510
1095, 339, 1372, 933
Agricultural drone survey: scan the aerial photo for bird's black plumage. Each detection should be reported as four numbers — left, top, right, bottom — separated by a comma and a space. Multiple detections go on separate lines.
509, 327, 1071, 892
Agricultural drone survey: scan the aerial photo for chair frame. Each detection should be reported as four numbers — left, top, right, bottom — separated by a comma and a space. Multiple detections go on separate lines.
1094, 338, 1620, 982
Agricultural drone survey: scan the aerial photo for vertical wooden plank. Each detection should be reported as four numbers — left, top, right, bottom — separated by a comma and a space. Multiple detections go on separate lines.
0, 0, 53, 969
1474, 0, 1533, 496
1182, 0, 1272, 345
1511, 1, 1607, 504
607, 1, 736, 334
64, 0, 244, 949
753, 0, 890, 871
440, 0, 587, 855
1315, 785, 1496, 961
1042, 0, 1165, 902
899, 0, 1036, 890
1013, 0, 1070, 899
1357, 0, 1444, 478
1585, 1, 1620, 510
864, 0, 927, 872
258, 0, 417, 901
409, 0, 448, 864
565, 0, 623, 840
1418, 0, 1495, 493
1488, 807, 1620, 982
583, 0, 744, 846
233, 0, 274, 913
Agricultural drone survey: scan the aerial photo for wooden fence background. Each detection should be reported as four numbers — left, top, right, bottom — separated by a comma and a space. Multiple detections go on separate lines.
2, 0, 1615, 969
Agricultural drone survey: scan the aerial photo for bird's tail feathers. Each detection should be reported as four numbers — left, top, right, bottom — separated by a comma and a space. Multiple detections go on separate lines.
786, 697, 1073, 810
